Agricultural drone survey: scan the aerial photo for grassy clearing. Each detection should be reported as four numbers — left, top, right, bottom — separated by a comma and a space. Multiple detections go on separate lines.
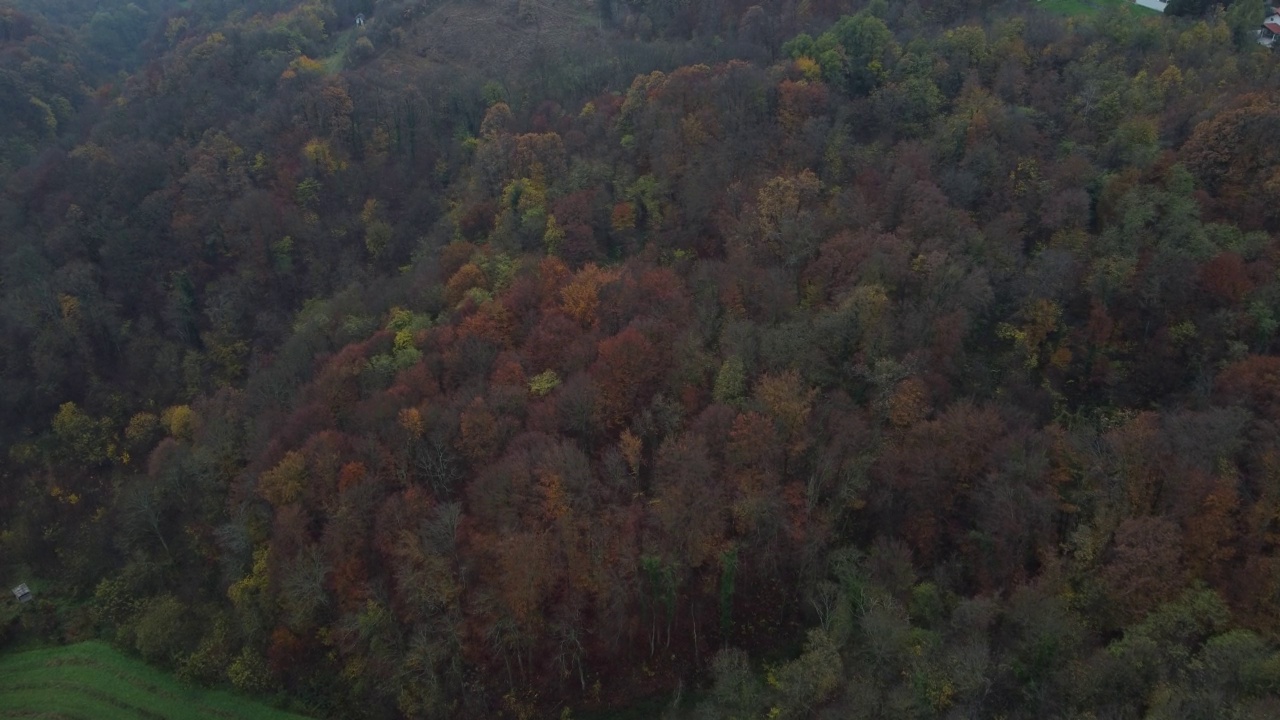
322, 30, 352, 74
0, 642, 309, 720
1036, 0, 1160, 16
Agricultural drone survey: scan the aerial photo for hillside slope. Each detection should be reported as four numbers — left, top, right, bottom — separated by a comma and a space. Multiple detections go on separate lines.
0, 642, 310, 720
5, 0, 1280, 718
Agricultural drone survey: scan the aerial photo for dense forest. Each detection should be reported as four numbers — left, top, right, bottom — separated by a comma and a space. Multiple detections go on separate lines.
5, 0, 1280, 717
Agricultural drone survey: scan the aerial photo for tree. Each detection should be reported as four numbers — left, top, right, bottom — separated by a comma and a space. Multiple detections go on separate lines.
713, 356, 747, 405
870, 402, 1005, 563
773, 629, 843, 716
1101, 517, 1187, 624
753, 369, 816, 459
1201, 252, 1253, 306
458, 396, 501, 464
1216, 355, 1280, 423
750, 170, 823, 268
1105, 588, 1232, 696
351, 37, 375, 65
1182, 472, 1240, 585
652, 432, 725, 571
1166, 0, 1214, 16
707, 648, 765, 715
591, 326, 663, 430
259, 450, 307, 507
799, 12, 899, 96
1226, 0, 1266, 49
726, 411, 783, 537
51, 401, 115, 468
132, 595, 193, 664
1184, 95, 1280, 231
560, 264, 619, 329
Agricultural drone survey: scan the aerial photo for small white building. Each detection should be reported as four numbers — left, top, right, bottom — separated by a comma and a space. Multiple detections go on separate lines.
355, 13, 365, 27
1259, 14, 1280, 47
11, 584, 31, 603
1134, 0, 1168, 12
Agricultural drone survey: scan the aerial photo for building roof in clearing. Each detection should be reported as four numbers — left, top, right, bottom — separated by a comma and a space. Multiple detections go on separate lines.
1266, 21, 1280, 33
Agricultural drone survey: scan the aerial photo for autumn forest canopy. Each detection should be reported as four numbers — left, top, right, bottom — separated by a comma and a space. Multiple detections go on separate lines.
7, 0, 1280, 717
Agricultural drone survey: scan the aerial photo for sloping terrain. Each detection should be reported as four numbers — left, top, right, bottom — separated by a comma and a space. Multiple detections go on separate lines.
7, 0, 1280, 717
401, 0, 602, 69
0, 643, 309, 720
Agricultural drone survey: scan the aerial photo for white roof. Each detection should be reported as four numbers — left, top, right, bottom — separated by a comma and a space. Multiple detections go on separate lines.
1134, 0, 1168, 11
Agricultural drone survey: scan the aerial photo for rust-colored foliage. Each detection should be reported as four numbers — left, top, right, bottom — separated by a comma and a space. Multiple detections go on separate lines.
887, 376, 929, 428
536, 255, 572, 305
444, 262, 488, 306
615, 265, 691, 327
267, 626, 306, 674
777, 79, 829, 133
1103, 412, 1169, 515
337, 461, 367, 493
753, 369, 815, 455
458, 201, 497, 241
726, 411, 781, 471
652, 433, 726, 569
458, 397, 500, 464
490, 352, 527, 388
591, 326, 662, 430
329, 554, 369, 611
872, 402, 1006, 563
611, 202, 636, 233
494, 530, 557, 625
513, 132, 567, 180
1101, 516, 1186, 623
1200, 252, 1253, 305
1216, 355, 1280, 422
1184, 94, 1280, 230
457, 300, 514, 348
523, 311, 592, 377
440, 241, 479, 279
1183, 473, 1240, 584
24, 9, 1280, 718
560, 263, 619, 328
619, 429, 642, 476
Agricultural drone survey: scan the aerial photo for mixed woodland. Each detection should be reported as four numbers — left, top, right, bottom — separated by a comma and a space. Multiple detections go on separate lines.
6, 0, 1280, 717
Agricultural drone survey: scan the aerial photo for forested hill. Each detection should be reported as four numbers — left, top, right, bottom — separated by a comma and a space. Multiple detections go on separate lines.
6, 0, 1280, 717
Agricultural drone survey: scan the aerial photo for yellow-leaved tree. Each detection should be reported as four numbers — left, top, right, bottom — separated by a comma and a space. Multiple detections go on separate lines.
258, 451, 307, 506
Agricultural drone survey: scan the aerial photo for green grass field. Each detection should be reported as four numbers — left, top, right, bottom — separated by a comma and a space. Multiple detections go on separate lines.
0, 642, 310, 720
1036, 0, 1162, 16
